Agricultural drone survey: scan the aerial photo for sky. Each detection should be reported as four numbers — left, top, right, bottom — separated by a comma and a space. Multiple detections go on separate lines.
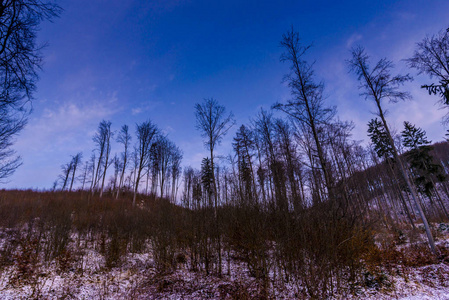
3, 0, 449, 189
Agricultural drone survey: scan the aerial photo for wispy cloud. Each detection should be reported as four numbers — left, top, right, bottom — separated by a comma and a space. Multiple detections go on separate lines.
346, 33, 363, 48
130, 101, 160, 115
131, 108, 142, 115
4, 94, 121, 189
18, 98, 119, 152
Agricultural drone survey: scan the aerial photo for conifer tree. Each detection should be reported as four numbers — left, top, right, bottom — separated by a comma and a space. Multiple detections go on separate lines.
402, 122, 447, 220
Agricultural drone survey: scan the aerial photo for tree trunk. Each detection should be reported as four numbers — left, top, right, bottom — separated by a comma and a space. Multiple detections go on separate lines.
377, 103, 437, 255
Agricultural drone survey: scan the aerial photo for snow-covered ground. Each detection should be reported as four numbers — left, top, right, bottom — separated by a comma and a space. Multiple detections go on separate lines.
344, 263, 449, 300
0, 228, 448, 299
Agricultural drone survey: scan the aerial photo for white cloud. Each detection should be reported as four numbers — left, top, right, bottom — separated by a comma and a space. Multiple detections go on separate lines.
131, 107, 142, 115
19, 97, 119, 151
346, 33, 363, 49
162, 126, 175, 135
130, 101, 160, 115
4, 95, 121, 189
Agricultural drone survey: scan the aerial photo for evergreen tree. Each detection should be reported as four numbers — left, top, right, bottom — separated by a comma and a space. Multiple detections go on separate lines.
402, 122, 445, 197
367, 118, 394, 160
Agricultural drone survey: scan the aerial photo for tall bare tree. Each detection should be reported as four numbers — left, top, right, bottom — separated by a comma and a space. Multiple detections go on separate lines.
133, 120, 158, 206
170, 145, 183, 202
274, 118, 303, 211
116, 124, 131, 199
60, 160, 72, 191
99, 123, 113, 198
348, 46, 438, 255
79, 156, 93, 191
69, 152, 82, 191
273, 28, 335, 199
151, 135, 172, 198
254, 109, 287, 210
0, 1, 61, 180
91, 120, 113, 197
195, 98, 235, 209
195, 98, 234, 275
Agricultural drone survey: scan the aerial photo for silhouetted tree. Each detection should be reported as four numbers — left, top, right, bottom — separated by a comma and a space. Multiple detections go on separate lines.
69, 152, 82, 191
195, 98, 235, 209
60, 160, 72, 191
0, 1, 61, 180
182, 166, 195, 209
79, 156, 93, 191
254, 110, 289, 211
150, 135, 180, 198
195, 98, 234, 275
407, 28, 449, 105
116, 124, 131, 199
91, 120, 113, 197
111, 154, 120, 193
274, 27, 335, 199
170, 145, 183, 202
133, 120, 158, 206
274, 119, 303, 211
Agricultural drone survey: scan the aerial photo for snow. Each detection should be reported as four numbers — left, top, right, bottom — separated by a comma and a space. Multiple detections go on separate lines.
343, 263, 449, 300
0, 228, 448, 298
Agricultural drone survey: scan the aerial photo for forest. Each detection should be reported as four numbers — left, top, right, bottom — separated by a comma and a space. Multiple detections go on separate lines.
0, 1, 449, 299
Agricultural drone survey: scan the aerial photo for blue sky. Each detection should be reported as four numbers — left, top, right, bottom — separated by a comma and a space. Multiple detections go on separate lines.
4, 0, 449, 189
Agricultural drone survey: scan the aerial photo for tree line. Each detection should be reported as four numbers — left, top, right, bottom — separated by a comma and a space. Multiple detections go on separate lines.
51, 27, 449, 258
55, 120, 183, 206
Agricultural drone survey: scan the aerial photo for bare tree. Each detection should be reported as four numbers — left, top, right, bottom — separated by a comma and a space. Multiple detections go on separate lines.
0, 116, 24, 181
348, 46, 438, 255
151, 135, 170, 198
116, 124, 131, 199
170, 145, 183, 202
79, 156, 93, 191
91, 120, 113, 197
0, 1, 61, 180
60, 160, 72, 191
182, 166, 195, 209
194, 98, 234, 275
407, 28, 449, 106
99, 123, 113, 198
274, 119, 303, 211
69, 152, 82, 191
195, 98, 235, 208
150, 134, 183, 200
133, 120, 158, 206
111, 154, 120, 194
273, 28, 335, 199
88, 153, 96, 192
58, 152, 82, 191
254, 109, 287, 210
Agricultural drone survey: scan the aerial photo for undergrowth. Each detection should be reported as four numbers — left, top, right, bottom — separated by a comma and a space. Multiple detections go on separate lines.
0, 190, 445, 298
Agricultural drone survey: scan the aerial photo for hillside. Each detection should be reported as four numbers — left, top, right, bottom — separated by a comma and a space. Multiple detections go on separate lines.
0, 190, 448, 299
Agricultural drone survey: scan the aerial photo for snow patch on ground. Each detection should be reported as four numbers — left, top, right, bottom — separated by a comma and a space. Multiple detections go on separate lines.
0, 230, 449, 298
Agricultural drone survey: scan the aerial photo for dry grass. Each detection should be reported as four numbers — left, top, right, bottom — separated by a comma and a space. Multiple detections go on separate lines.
0, 189, 445, 298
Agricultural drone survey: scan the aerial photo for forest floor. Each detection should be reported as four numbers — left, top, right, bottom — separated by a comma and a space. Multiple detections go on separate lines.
0, 224, 449, 299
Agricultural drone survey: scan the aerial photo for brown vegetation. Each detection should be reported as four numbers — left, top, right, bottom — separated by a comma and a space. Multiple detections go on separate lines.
0, 189, 446, 298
